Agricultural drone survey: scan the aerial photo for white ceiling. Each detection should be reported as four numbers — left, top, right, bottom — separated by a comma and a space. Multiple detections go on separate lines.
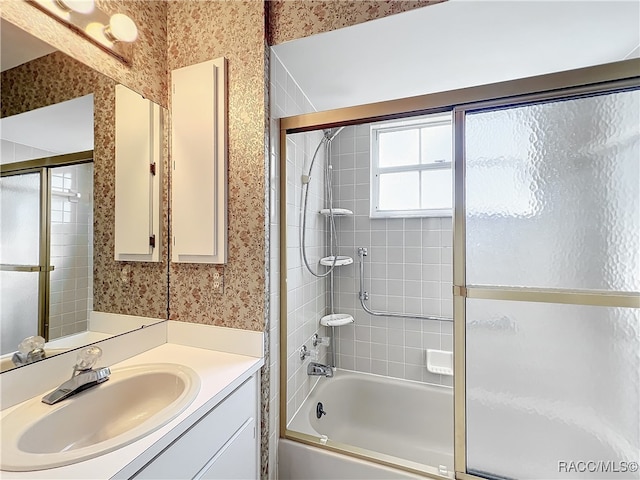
1, 19, 56, 72
1, 95, 94, 154
273, 0, 640, 111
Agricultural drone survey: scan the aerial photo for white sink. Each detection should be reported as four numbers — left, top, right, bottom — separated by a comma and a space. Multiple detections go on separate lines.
0, 363, 201, 471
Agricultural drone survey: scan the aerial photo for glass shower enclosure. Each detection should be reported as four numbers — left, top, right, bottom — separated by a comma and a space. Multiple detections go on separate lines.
280, 61, 640, 480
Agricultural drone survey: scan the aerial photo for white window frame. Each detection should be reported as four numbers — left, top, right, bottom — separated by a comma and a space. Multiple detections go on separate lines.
370, 114, 452, 218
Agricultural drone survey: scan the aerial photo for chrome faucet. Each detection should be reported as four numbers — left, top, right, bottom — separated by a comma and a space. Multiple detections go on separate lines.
307, 362, 334, 378
11, 335, 46, 367
42, 346, 110, 405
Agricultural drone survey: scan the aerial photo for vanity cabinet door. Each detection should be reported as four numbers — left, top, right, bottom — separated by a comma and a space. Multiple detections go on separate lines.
132, 375, 257, 480
195, 417, 256, 480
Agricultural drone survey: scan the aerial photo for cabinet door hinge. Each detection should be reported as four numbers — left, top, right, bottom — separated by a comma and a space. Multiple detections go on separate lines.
150, 162, 156, 176
149, 235, 156, 248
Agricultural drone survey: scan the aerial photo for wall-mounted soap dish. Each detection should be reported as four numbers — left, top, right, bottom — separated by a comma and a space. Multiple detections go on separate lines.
426, 349, 453, 376
320, 256, 353, 267
319, 208, 353, 216
320, 313, 354, 327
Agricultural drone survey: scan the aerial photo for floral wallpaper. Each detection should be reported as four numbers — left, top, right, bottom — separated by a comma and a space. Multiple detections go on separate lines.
267, 0, 444, 45
1, 51, 170, 320
166, 0, 267, 332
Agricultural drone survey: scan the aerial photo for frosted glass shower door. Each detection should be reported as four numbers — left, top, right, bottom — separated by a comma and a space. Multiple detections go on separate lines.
462, 88, 640, 480
0, 172, 42, 355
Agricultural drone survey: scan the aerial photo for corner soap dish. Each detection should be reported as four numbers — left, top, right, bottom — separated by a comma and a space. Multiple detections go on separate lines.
319, 208, 353, 216
320, 256, 353, 267
320, 313, 354, 327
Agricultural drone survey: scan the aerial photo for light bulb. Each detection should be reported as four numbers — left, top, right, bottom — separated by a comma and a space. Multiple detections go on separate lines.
54, 0, 95, 14
85, 21, 109, 46
104, 13, 138, 43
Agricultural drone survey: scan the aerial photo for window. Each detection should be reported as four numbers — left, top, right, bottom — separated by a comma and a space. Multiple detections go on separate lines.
370, 113, 452, 217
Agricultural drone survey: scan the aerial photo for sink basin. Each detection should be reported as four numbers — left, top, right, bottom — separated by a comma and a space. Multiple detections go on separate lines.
0, 363, 201, 471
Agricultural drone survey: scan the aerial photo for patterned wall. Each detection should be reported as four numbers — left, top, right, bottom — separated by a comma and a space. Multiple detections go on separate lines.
1, 52, 101, 116
1, 51, 170, 320
166, 0, 267, 331
267, 0, 443, 45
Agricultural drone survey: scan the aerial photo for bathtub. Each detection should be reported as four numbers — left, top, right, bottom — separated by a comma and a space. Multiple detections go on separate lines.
286, 369, 454, 478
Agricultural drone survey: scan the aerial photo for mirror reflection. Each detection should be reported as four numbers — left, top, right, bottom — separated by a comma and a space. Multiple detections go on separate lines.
0, 19, 168, 373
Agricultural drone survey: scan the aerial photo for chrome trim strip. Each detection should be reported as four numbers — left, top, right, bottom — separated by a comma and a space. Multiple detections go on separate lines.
0, 264, 55, 272
453, 107, 467, 476
455, 473, 486, 480
280, 59, 640, 133
455, 286, 640, 309
278, 122, 289, 437
39, 167, 49, 340
0, 150, 94, 175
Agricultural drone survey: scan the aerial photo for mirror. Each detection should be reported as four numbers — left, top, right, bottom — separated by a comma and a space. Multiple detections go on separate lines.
0, 19, 169, 373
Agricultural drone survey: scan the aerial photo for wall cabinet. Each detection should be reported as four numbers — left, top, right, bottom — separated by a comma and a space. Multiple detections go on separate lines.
132, 374, 258, 480
171, 58, 228, 264
114, 84, 162, 262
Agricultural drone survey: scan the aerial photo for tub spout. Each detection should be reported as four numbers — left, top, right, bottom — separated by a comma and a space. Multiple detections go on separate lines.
307, 362, 334, 378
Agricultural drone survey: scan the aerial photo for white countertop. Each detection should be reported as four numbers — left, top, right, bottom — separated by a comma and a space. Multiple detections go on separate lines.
0, 343, 264, 479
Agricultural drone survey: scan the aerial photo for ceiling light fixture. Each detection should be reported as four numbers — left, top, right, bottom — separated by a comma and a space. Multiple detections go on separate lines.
28, 0, 137, 64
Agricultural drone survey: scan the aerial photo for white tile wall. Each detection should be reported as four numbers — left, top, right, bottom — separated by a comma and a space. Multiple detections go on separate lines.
268, 52, 319, 479
330, 125, 454, 387
49, 163, 93, 340
284, 128, 331, 424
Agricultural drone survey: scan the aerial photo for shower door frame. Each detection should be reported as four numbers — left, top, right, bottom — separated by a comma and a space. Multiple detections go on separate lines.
451, 83, 640, 480
1, 150, 94, 341
278, 58, 640, 480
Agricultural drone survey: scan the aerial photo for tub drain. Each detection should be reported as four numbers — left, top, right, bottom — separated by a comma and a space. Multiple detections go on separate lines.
316, 402, 326, 419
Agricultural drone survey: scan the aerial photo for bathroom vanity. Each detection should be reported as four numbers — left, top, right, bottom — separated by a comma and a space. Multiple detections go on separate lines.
0, 318, 264, 479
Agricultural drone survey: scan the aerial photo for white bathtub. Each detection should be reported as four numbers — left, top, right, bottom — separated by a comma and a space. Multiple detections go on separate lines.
286, 369, 454, 477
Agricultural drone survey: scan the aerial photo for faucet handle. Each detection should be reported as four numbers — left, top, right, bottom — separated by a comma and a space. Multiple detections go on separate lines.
299, 345, 320, 361
17, 335, 45, 354
313, 334, 330, 347
75, 346, 102, 371
12, 335, 46, 366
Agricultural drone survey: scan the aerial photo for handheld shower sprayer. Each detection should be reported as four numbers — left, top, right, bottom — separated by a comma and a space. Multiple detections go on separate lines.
300, 126, 345, 278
